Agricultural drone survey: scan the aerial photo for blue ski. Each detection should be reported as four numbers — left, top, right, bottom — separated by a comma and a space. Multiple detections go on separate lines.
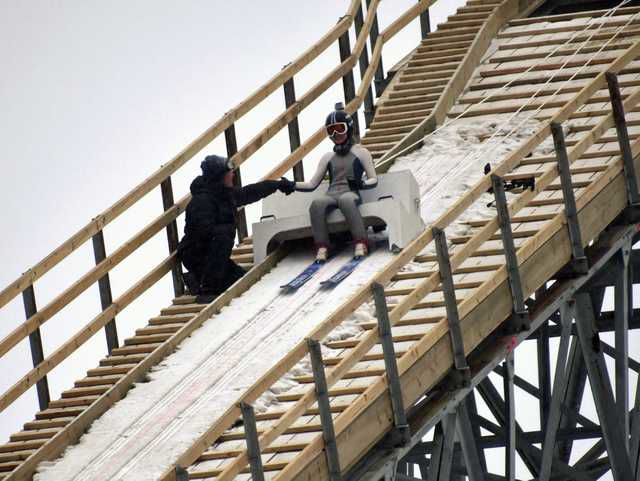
320, 257, 365, 288
281, 261, 324, 292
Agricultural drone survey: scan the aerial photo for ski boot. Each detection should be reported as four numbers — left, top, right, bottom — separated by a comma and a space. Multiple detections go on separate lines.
354, 241, 368, 259
315, 245, 329, 263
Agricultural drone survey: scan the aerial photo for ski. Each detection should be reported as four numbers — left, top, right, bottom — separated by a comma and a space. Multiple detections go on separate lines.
280, 261, 324, 292
320, 256, 365, 289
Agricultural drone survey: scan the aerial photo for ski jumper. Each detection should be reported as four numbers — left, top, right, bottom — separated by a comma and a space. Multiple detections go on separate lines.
295, 144, 377, 247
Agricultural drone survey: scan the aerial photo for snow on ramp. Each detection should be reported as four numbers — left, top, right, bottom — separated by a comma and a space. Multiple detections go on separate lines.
35, 114, 548, 481
34, 248, 392, 481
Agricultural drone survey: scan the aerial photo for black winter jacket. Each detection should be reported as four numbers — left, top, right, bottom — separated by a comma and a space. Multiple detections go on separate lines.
179, 175, 280, 253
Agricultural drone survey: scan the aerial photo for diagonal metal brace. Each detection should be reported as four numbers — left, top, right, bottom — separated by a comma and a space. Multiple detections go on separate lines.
550, 122, 588, 275
371, 283, 411, 446
491, 175, 530, 331
432, 227, 470, 386
308, 338, 343, 481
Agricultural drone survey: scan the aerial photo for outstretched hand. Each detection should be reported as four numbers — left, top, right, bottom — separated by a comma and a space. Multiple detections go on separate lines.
278, 177, 296, 195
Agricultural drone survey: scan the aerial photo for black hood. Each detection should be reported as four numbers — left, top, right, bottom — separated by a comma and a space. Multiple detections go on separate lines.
189, 175, 227, 196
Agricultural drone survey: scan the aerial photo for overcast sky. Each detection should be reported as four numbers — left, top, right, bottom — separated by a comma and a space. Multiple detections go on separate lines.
0, 2, 635, 479
0, 0, 471, 448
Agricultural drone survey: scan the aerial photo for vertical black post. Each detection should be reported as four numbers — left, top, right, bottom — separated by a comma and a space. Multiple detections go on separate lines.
308, 338, 342, 481
537, 319, 551, 432
22, 285, 50, 410
550, 122, 588, 274
432, 227, 470, 385
539, 302, 574, 481
606, 72, 640, 207
240, 402, 266, 481
282, 72, 304, 182
614, 242, 632, 447
354, 2, 376, 127
160, 177, 185, 297
371, 283, 410, 445
492, 175, 530, 331
574, 291, 634, 480
92, 230, 119, 353
338, 26, 360, 140
419, 4, 431, 40
503, 353, 516, 481
366, 0, 385, 98
427, 414, 457, 481
174, 466, 189, 481
225, 124, 248, 241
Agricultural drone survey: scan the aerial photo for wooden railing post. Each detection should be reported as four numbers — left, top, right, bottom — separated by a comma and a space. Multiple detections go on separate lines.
432, 227, 470, 386
491, 175, 530, 332
91, 230, 120, 353
307, 338, 342, 481
282, 68, 304, 182
371, 283, 410, 446
354, 1, 376, 127
225, 123, 248, 241
366, 0, 385, 98
606, 72, 640, 208
419, 4, 431, 40
22, 285, 50, 410
550, 122, 588, 275
338, 23, 360, 140
240, 402, 266, 481
160, 177, 185, 298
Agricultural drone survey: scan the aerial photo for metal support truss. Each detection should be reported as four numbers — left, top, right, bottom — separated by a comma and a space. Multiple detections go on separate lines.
345, 219, 640, 481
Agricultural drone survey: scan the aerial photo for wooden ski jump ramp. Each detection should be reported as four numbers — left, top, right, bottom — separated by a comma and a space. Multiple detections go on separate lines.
2, 0, 640, 480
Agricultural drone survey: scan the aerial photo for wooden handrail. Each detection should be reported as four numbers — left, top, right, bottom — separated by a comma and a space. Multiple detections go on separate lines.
246, 56, 640, 481
0, 0, 383, 424
264, 0, 433, 180
0, 254, 175, 411
158, 30, 640, 481
0, 0, 360, 312
0, 195, 189, 360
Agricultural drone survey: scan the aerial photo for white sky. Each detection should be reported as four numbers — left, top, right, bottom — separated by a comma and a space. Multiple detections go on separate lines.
0, 2, 635, 479
0, 0, 468, 446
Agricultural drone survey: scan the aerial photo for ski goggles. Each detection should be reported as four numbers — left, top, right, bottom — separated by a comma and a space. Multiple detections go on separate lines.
326, 122, 348, 138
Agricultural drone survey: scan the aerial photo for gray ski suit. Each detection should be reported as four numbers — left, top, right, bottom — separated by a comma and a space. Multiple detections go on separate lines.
295, 144, 377, 247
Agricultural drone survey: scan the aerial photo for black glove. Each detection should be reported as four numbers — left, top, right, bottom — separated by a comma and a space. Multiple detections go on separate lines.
278, 177, 296, 195
347, 177, 364, 191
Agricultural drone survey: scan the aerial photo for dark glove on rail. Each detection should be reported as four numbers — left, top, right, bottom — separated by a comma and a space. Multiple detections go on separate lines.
278, 177, 296, 195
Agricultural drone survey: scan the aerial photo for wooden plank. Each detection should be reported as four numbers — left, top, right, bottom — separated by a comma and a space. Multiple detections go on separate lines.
7, 248, 287, 481
377, 0, 544, 170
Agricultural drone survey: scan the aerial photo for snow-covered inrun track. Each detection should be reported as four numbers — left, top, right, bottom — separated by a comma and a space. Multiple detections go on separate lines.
35, 115, 544, 481
34, 249, 393, 481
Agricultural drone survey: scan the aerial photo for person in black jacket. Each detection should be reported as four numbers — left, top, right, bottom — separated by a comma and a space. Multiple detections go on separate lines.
178, 155, 295, 303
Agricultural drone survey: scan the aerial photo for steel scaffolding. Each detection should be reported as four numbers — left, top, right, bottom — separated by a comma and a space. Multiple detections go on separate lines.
347, 218, 640, 481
